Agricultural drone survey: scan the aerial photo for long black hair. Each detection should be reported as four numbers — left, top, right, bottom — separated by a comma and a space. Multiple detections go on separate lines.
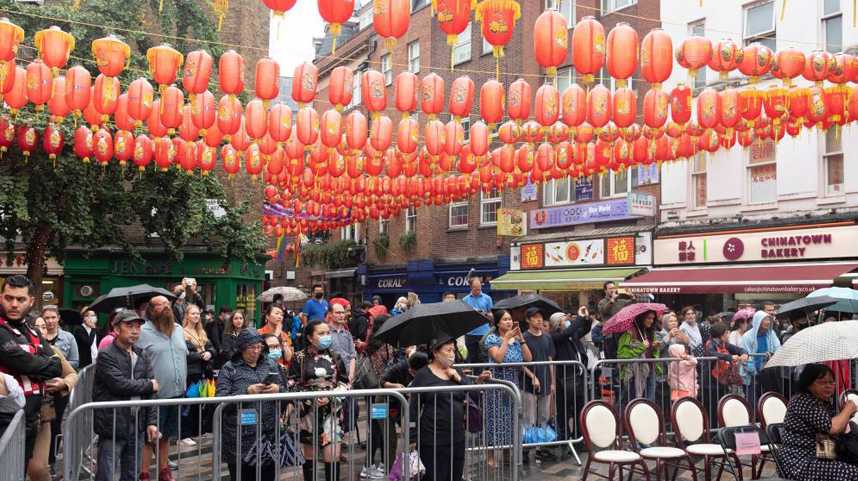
366, 314, 390, 355
633, 311, 656, 341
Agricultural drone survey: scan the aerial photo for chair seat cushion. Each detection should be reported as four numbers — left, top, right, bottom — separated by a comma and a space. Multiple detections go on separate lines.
593, 450, 642, 463
640, 446, 687, 459
686, 443, 730, 456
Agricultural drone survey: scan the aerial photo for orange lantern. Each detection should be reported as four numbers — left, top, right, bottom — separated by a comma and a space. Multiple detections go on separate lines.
420, 73, 445, 119
320, 109, 342, 149
65, 65, 93, 118
394, 72, 418, 118
721, 88, 741, 128
507, 78, 532, 124
48, 75, 71, 123
640, 29, 673, 86
807, 86, 827, 126
586, 84, 611, 129
263, 0, 298, 16
160, 85, 184, 133
696, 88, 722, 129
571, 16, 605, 85
268, 102, 292, 143
643, 88, 669, 128
245, 144, 264, 178
0, 117, 13, 153
704, 38, 742, 82
114, 129, 134, 166
292, 62, 318, 106
146, 44, 183, 96
93, 128, 114, 166
217, 94, 243, 138
203, 121, 224, 148
318, 0, 356, 53
0, 57, 15, 103
475, 0, 521, 60
221, 144, 241, 176
245, 99, 268, 140
218, 50, 245, 97
804, 50, 833, 84
470, 121, 489, 157
739, 88, 763, 123
328, 66, 354, 111
42, 125, 63, 161
397, 117, 419, 154
198, 142, 217, 174
191, 90, 216, 134
361, 70, 387, 119
255, 57, 280, 103
114, 93, 135, 131
606, 23, 639, 88
738, 43, 773, 83
373, 0, 411, 50
25, 59, 52, 111
0, 18, 24, 62
613, 87, 638, 128
449, 76, 475, 121
345, 110, 368, 152
535, 84, 560, 127
479, 80, 504, 127
126, 77, 153, 127
498, 120, 520, 144
771, 48, 806, 87
93, 73, 120, 122
132, 134, 153, 170
153, 136, 176, 171
92, 35, 130, 78
676, 36, 712, 81
370, 115, 394, 152
34, 26, 74, 76
444, 120, 464, 156
231, 118, 252, 152
424, 119, 446, 157
561, 84, 586, 128
533, 9, 568, 78
296, 106, 320, 147
669, 84, 692, 124
73, 126, 93, 162
183, 50, 213, 98
147, 99, 168, 137
434, 0, 472, 67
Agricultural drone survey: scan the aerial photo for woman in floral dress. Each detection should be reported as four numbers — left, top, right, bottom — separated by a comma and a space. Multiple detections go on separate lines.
484, 310, 532, 467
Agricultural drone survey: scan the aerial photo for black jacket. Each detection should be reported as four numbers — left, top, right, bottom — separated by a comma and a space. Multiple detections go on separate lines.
205, 320, 224, 359
185, 338, 215, 383
93, 341, 157, 440
69, 324, 97, 369
0, 317, 62, 424
218, 332, 240, 367
550, 315, 590, 378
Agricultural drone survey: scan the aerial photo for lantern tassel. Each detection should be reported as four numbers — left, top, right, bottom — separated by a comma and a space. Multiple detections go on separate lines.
159, 0, 164, 13
780, 0, 786, 22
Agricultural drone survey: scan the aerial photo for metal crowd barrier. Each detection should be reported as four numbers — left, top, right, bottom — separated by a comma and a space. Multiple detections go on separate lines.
0, 410, 25, 481
62, 364, 95, 480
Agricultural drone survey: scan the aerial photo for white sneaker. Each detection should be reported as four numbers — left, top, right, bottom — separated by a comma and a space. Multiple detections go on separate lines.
181, 438, 197, 447
360, 466, 372, 478
369, 465, 386, 479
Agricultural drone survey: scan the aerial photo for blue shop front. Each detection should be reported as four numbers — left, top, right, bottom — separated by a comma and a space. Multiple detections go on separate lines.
359, 257, 513, 308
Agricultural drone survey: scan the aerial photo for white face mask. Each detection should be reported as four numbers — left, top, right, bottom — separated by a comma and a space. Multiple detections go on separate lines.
437, 354, 455, 368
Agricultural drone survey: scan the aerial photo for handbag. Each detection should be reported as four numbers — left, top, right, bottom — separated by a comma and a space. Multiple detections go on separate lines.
817, 433, 838, 460
353, 355, 380, 390
388, 450, 425, 481
185, 380, 202, 398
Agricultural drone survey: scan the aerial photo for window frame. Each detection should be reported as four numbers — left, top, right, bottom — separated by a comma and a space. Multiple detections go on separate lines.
822, 0, 843, 54
746, 138, 778, 205
690, 152, 707, 209
378, 218, 389, 237
480, 190, 502, 226
461, 117, 471, 142
545, 0, 575, 27
743, 0, 777, 50
602, 0, 637, 14
482, 36, 494, 56
556, 67, 574, 92
453, 23, 472, 65
448, 200, 470, 229
405, 206, 417, 233
381, 53, 393, 86
600, 170, 631, 199
407, 41, 421, 74
543, 177, 574, 207
341, 223, 361, 243
823, 129, 844, 196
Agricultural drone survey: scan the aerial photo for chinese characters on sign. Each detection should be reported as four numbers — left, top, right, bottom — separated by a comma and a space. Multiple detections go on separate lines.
678, 240, 698, 262
520, 243, 545, 269
606, 237, 635, 265
496, 208, 527, 236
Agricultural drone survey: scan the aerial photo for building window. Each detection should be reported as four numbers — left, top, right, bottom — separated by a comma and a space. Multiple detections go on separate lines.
690, 153, 707, 209
412, 0, 430, 9
408, 41, 420, 73
743, 0, 776, 51
449, 201, 469, 228
600, 170, 630, 198
341, 223, 361, 243
747, 138, 777, 204
823, 128, 844, 196
823, 0, 843, 53
350, 71, 362, 108
602, 0, 637, 14
454, 23, 472, 65
480, 190, 501, 225
543, 177, 573, 206
688, 20, 707, 89
482, 36, 494, 56
545, 0, 574, 26
461, 117, 471, 142
381, 53, 392, 86
556, 67, 573, 92
405, 206, 417, 233
379, 218, 389, 237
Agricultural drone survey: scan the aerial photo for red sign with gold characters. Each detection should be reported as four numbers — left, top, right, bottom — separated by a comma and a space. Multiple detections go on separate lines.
520, 243, 544, 270
606, 237, 635, 265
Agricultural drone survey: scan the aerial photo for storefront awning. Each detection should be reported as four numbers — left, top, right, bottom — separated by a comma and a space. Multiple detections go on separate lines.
621, 261, 858, 294
492, 267, 644, 291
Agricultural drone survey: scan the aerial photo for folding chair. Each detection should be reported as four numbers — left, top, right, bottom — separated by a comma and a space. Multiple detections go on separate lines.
580, 400, 651, 481
717, 394, 759, 479
625, 398, 697, 481
717, 425, 789, 481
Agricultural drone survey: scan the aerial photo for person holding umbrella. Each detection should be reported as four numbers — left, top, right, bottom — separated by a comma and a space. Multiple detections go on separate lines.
601, 303, 667, 405
409, 335, 491, 481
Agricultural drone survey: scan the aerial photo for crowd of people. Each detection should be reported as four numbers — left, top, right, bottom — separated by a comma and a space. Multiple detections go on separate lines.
0, 271, 852, 481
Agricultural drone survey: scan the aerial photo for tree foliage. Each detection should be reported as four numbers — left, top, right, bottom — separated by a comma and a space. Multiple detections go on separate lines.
0, 0, 267, 292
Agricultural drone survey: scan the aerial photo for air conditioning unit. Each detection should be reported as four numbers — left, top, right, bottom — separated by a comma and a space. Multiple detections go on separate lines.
15, 0, 45, 4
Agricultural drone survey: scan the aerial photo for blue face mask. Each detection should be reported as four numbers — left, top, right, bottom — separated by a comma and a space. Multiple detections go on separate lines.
267, 349, 282, 361
318, 334, 333, 350
564, 320, 572, 329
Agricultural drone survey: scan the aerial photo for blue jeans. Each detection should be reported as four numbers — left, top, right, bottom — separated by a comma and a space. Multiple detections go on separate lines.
95, 433, 142, 481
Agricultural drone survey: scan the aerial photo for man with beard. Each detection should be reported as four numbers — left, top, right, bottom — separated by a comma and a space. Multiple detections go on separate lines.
135, 295, 188, 481
0, 275, 62, 470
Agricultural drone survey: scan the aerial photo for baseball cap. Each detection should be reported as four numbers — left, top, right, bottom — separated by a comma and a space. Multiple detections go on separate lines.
114, 309, 144, 325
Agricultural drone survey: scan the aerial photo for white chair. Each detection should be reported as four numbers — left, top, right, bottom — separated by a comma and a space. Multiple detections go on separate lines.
672, 397, 738, 481
580, 400, 651, 481
755, 392, 787, 478
717, 394, 759, 480
625, 398, 697, 481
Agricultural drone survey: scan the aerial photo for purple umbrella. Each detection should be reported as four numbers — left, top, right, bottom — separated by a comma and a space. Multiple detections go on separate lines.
731, 307, 756, 323
602, 302, 668, 335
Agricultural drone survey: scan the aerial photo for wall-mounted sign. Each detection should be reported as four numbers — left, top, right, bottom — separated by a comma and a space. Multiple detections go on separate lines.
374, 275, 408, 290
510, 245, 521, 271
529, 193, 656, 230
606, 237, 636, 265
520, 244, 545, 269
636, 232, 653, 266
628, 192, 657, 217
520, 181, 538, 202
497, 208, 527, 237
544, 239, 605, 267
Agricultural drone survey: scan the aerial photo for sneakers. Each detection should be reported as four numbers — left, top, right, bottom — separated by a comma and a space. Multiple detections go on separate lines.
360, 464, 386, 479
181, 438, 197, 447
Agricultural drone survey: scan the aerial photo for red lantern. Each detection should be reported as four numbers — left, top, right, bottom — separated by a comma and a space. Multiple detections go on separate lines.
114, 93, 134, 131
708, 38, 743, 81
153, 136, 176, 171
160, 86, 184, 133
114, 129, 134, 166
263, 0, 298, 16
345, 110, 368, 152
449, 76, 475, 120
25, 59, 52, 111
479, 80, 504, 127
93, 73, 119, 122
268, 102, 292, 143
191, 90, 216, 134
397, 117, 419, 154
217, 95, 243, 138
434, 0, 472, 67
420, 73, 445, 119
606, 23, 639, 88
807, 86, 828, 125
738, 89, 762, 122
0, 19, 24, 62
175, 140, 198, 173
669, 84, 692, 124
221, 144, 240, 176
643, 88, 669, 128
126, 77, 153, 127
444, 120, 464, 156
0, 58, 15, 103
92, 35, 130, 78
475, 0, 521, 58
470, 121, 489, 157
34, 26, 74, 76
804, 50, 833, 85
328, 66, 354, 110
498, 121, 520, 144
203, 121, 224, 147
535, 84, 560, 127
218, 50, 245, 97
320, 109, 342, 149
183, 50, 213, 97
296, 106, 320, 147
533, 9, 568, 78
613, 88, 638, 128
198, 142, 216, 174
42, 125, 63, 160
571, 16, 605, 85
146, 44, 183, 95
507, 78, 532, 124
362, 70, 387, 118
133, 134, 153, 170
93, 128, 114, 165
145, 99, 167, 139
738, 43, 773, 82
676, 36, 712, 80
179, 104, 200, 141
292, 62, 318, 106
721, 88, 741, 128
587, 84, 612, 129
245, 99, 268, 140
318, 0, 355, 53
394, 72, 418, 117
373, 0, 411, 50
640, 29, 673, 86
47, 75, 70, 123
696, 88, 722, 129
370, 115, 393, 152
255, 57, 280, 103
74, 126, 93, 162
769, 48, 805, 87
561, 84, 586, 128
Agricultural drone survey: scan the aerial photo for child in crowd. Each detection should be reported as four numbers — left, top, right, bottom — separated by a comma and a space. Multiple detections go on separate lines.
667, 342, 698, 401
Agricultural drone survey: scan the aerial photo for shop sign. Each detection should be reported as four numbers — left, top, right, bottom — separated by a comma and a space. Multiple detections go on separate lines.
375, 276, 407, 289
544, 239, 604, 267
510, 245, 521, 270
575, 178, 594, 201
520, 180, 538, 202
497, 208, 527, 237
606, 237, 636, 265
520, 243, 544, 269
654, 225, 858, 265
529, 194, 655, 230
635, 232, 653, 265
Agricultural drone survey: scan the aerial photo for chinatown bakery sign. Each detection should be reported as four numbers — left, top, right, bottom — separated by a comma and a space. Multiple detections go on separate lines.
653, 225, 858, 265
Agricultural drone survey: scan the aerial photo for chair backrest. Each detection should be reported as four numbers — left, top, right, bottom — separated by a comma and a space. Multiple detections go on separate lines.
717, 425, 762, 481
718, 394, 752, 428
757, 392, 787, 428
581, 400, 619, 451
766, 423, 787, 478
672, 396, 708, 445
625, 398, 663, 447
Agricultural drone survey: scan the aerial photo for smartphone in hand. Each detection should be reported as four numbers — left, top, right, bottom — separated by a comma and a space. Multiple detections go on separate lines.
263, 371, 281, 386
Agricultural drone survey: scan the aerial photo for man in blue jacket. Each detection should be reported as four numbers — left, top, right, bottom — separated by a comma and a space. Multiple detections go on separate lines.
462, 276, 493, 363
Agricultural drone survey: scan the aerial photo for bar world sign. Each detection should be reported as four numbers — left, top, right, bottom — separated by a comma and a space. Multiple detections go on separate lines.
529, 193, 656, 230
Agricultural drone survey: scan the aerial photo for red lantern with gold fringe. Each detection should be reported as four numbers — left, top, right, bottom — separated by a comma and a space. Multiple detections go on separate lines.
434, 0, 473, 60
373, 0, 411, 50
146, 44, 183, 96
606, 23, 639, 88
572, 16, 605, 85
475, 0, 521, 59
34, 26, 74, 76
92, 35, 130, 78
0, 19, 24, 62
534, 9, 568, 79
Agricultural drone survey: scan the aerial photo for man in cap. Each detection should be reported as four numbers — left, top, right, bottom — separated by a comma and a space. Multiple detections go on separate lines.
93, 310, 160, 481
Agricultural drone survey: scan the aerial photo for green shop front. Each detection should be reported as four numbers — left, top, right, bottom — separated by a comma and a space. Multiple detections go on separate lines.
62, 250, 266, 323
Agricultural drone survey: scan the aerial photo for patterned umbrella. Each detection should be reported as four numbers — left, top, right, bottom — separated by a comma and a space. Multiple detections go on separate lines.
731, 307, 757, 323
601, 302, 668, 335
766, 320, 858, 368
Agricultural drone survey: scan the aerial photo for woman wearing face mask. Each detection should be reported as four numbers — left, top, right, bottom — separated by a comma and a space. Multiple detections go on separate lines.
288, 319, 350, 481
409, 336, 491, 481
262, 333, 288, 381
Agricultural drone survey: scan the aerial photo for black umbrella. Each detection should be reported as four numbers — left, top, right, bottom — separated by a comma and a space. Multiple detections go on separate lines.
373, 301, 489, 348
713, 311, 736, 322
59, 308, 83, 326
88, 284, 176, 313
491, 293, 563, 317
776, 295, 839, 317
